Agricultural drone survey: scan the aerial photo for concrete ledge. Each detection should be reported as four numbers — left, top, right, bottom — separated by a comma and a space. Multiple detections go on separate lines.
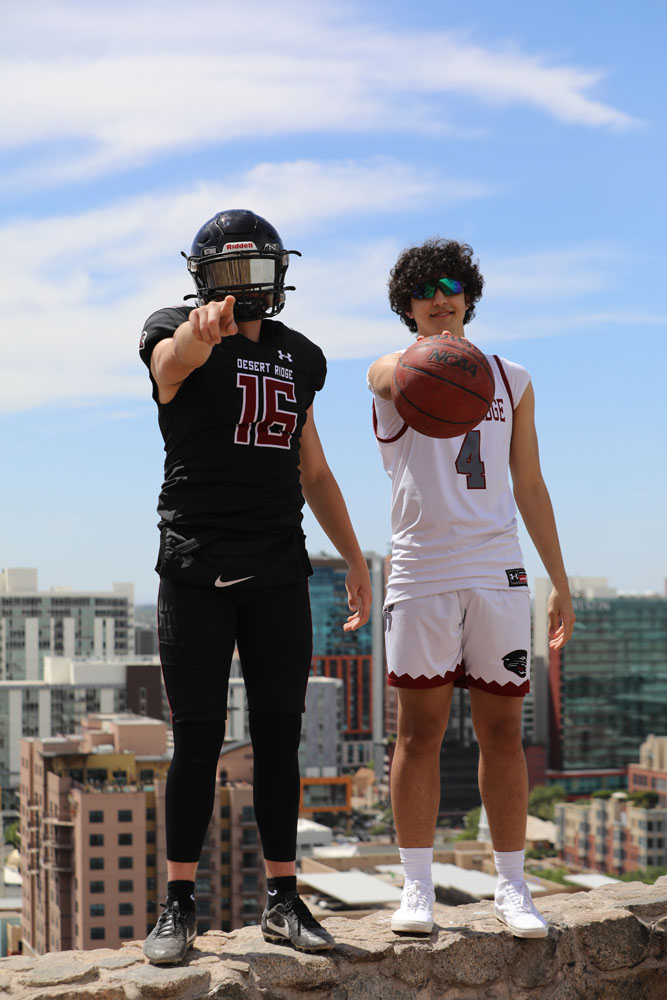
3, 877, 666, 1000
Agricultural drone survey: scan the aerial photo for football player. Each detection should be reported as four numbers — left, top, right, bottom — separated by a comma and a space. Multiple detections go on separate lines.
368, 238, 575, 940
140, 210, 371, 962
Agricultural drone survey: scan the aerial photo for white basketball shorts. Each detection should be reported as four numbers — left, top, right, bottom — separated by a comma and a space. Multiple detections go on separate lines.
384, 588, 531, 697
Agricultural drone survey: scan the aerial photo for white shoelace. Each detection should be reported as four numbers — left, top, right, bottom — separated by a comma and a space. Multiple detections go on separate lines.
403, 880, 433, 911
501, 880, 535, 913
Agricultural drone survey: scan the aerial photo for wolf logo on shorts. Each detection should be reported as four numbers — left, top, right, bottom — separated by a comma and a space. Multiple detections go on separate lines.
502, 649, 528, 678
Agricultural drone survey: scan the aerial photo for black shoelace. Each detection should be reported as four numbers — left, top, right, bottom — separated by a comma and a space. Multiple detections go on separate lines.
283, 893, 321, 931
153, 900, 187, 937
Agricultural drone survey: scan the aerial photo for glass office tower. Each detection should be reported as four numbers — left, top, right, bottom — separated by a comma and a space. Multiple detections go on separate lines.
550, 596, 667, 772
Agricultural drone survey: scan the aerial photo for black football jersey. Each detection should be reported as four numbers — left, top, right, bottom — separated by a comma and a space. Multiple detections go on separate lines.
139, 305, 326, 583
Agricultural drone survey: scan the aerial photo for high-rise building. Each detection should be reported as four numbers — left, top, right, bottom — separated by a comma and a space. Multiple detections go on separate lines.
309, 554, 385, 774
532, 577, 617, 747
135, 625, 159, 655
0, 569, 134, 681
0, 655, 165, 810
309, 560, 373, 657
548, 592, 667, 791
225, 675, 345, 777
310, 656, 372, 768
20, 716, 264, 954
300, 676, 344, 777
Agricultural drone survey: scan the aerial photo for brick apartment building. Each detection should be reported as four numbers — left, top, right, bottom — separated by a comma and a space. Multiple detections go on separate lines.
555, 793, 667, 875
555, 736, 667, 875
628, 734, 667, 807
20, 715, 264, 954
1, 655, 166, 815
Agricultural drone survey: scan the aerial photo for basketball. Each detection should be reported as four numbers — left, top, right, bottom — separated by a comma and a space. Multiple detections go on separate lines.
391, 333, 495, 438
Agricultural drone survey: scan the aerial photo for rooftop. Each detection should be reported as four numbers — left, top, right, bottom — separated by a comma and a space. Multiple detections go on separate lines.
297, 870, 403, 906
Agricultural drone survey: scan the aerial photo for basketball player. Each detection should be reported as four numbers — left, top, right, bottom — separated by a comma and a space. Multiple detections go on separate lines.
368, 238, 575, 938
140, 210, 371, 962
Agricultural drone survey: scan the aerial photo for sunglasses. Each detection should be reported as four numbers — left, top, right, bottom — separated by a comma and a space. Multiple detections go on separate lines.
411, 277, 463, 299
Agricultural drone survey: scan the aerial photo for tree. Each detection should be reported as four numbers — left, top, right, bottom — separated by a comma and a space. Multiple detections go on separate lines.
528, 784, 566, 820
526, 866, 569, 885
619, 866, 667, 885
526, 846, 558, 860
4, 821, 19, 849
628, 791, 659, 810
370, 806, 396, 842
454, 805, 481, 841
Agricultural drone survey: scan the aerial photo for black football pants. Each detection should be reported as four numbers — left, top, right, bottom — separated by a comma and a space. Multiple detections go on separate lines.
158, 574, 312, 863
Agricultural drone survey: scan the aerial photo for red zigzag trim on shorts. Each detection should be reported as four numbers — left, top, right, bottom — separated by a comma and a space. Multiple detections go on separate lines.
388, 664, 464, 689
388, 668, 529, 697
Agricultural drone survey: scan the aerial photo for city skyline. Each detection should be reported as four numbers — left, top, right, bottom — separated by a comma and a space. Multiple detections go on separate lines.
1, 1, 666, 603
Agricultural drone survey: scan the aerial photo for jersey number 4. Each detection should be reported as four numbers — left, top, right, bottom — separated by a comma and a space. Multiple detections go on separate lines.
235, 374, 297, 449
455, 430, 486, 489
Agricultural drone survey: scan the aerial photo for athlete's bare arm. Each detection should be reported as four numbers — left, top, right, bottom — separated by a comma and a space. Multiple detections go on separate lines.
509, 382, 575, 649
368, 351, 403, 400
150, 297, 239, 404
299, 406, 372, 631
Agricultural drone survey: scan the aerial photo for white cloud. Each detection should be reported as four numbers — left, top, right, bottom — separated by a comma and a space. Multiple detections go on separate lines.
1, 158, 661, 413
471, 310, 667, 347
0, 158, 489, 411
0, 1, 638, 189
482, 245, 620, 300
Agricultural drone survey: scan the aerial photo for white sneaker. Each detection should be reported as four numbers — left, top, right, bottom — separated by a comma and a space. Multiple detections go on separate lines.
391, 878, 435, 933
494, 879, 548, 938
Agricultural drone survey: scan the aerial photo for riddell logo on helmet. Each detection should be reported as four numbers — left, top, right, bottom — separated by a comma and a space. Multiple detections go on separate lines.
223, 241, 257, 251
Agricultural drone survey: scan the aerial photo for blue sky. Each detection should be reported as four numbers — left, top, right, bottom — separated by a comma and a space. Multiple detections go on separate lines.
1, 0, 665, 603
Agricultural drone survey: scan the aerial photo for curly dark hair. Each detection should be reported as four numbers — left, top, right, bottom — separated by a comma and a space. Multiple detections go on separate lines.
388, 238, 484, 334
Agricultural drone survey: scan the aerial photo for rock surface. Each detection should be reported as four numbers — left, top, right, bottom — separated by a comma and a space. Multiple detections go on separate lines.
3, 878, 667, 1000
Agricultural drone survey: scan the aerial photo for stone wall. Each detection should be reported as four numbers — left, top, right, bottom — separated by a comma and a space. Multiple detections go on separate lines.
2, 877, 666, 1000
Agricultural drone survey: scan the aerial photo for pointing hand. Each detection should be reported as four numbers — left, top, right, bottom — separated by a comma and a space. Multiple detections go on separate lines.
189, 296, 238, 345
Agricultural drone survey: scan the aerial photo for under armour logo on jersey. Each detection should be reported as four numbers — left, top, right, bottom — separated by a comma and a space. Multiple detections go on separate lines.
502, 649, 528, 678
278, 350, 293, 362
506, 567, 528, 587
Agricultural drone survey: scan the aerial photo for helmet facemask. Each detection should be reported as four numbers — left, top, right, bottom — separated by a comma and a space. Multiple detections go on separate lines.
184, 210, 300, 321
186, 249, 294, 321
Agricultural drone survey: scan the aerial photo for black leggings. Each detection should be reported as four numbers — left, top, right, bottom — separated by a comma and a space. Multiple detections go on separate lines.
159, 574, 312, 864
166, 711, 303, 862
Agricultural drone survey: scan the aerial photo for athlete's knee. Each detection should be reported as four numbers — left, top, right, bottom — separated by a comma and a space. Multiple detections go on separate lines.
474, 713, 523, 753
397, 724, 444, 758
171, 719, 226, 768
398, 692, 450, 751
249, 710, 302, 757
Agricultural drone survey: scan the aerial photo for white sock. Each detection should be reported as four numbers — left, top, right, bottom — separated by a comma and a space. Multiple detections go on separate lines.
399, 846, 433, 884
493, 849, 525, 884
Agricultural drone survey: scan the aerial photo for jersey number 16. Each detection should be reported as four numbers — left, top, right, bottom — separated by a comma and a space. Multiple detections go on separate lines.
235, 373, 297, 449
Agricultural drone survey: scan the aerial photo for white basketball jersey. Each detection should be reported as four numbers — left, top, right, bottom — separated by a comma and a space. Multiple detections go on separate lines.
370, 354, 531, 604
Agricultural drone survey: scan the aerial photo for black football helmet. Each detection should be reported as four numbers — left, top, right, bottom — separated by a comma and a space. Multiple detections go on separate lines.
184, 209, 300, 321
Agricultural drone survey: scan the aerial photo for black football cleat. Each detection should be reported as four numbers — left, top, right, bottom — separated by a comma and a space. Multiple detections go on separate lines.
261, 891, 335, 952
143, 899, 197, 964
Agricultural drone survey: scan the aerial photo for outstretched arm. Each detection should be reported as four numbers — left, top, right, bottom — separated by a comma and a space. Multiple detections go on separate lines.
150, 297, 239, 404
509, 382, 576, 649
299, 406, 372, 631
368, 351, 403, 400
